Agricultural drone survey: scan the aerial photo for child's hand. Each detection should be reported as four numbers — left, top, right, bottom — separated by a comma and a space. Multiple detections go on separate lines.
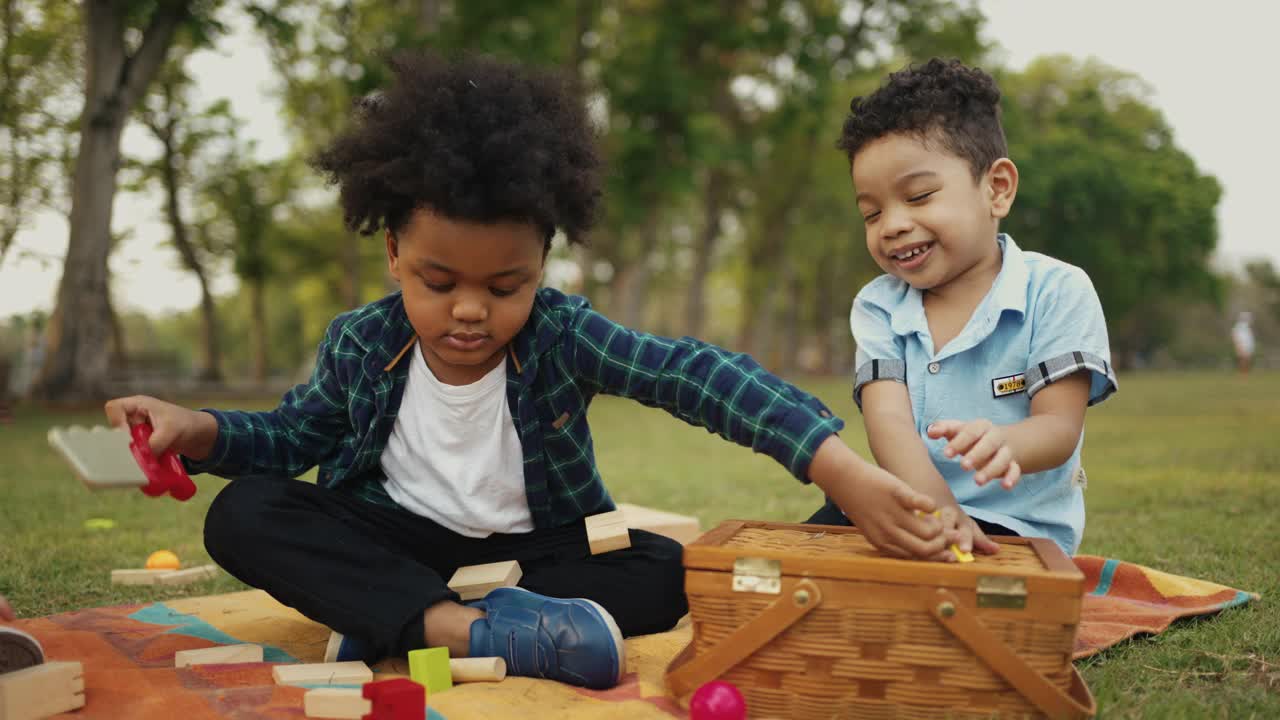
937, 505, 1001, 556
0, 594, 14, 622
809, 436, 948, 559
103, 395, 218, 461
927, 419, 1023, 489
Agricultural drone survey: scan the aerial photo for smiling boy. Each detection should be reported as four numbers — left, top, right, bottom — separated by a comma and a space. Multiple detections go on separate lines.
806, 59, 1118, 558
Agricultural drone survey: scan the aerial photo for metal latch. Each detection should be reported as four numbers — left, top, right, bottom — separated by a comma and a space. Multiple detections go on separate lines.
977, 575, 1027, 609
732, 557, 781, 595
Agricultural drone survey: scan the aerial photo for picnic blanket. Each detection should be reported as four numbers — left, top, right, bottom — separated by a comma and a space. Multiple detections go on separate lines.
6, 555, 1258, 719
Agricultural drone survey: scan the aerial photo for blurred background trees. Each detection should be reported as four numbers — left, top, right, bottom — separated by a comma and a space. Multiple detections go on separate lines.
0, 0, 1266, 401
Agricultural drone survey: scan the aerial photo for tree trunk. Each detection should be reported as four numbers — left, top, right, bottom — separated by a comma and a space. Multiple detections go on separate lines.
153, 113, 222, 383
35, 1, 188, 402
613, 214, 659, 329
250, 278, 269, 385
778, 259, 801, 376
686, 167, 728, 339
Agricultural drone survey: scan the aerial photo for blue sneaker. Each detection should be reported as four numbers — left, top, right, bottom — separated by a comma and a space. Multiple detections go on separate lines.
468, 587, 625, 689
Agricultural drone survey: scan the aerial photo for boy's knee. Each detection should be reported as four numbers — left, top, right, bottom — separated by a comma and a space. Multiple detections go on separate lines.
203, 480, 275, 561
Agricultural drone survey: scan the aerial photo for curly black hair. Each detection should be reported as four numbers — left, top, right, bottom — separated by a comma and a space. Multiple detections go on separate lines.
837, 58, 1007, 179
311, 51, 601, 247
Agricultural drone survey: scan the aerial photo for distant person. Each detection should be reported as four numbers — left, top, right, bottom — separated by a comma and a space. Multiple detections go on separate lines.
806, 58, 1118, 557
1231, 311, 1256, 375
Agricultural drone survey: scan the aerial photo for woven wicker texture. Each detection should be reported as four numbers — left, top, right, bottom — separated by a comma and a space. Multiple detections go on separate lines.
721, 527, 1048, 572
689, 526, 1077, 719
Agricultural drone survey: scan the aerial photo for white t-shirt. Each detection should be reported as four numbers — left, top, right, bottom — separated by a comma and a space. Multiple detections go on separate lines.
379, 344, 534, 537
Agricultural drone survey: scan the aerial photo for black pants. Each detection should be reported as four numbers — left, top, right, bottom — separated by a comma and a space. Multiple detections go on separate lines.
805, 499, 1019, 537
204, 478, 688, 659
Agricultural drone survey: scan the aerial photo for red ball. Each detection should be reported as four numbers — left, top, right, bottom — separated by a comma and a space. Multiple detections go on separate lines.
689, 680, 747, 720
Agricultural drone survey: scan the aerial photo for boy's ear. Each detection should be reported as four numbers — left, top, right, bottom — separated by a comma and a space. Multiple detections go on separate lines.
385, 229, 401, 281
986, 158, 1019, 220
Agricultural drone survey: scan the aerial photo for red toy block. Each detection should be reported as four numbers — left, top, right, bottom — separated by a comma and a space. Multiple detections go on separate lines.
362, 677, 425, 720
129, 423, 197, 500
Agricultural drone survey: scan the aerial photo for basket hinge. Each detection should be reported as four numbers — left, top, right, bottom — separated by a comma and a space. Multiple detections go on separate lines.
977, 575, 1027, 609
732, 557, 781, 595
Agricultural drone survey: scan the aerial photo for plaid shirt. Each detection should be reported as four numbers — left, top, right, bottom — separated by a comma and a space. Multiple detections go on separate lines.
187, 288, 844, 528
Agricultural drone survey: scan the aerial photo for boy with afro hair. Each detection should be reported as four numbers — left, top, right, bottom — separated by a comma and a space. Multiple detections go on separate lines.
104, 52, 947, 690
807, 58, 1117, 558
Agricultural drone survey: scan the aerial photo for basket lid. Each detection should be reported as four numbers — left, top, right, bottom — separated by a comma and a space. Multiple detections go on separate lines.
683, 520, 1083, 595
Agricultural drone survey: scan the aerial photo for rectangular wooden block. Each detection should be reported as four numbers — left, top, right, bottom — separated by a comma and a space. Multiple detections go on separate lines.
0, 661, 85, 720
303, 687, 371, 719
272, 661, 373, 687
617, 502, 702, 544
111, 568, 174, 585
111, 564, 219, 587
447, 560, 522, 601
156, 564, 219, 586
47, 425, 147, 490
174, 643, 264, 668
585, 510, 631, 554
449, 656, 506, 683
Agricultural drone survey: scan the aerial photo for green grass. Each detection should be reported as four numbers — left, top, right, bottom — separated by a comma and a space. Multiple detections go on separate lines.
1, 371, 1277, 717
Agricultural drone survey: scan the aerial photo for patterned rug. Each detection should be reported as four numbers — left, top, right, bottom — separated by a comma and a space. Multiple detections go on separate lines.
4, 556, 1258, 719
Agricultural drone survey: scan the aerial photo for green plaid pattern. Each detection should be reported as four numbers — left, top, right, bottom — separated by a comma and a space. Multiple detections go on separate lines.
187, 288, 844, 528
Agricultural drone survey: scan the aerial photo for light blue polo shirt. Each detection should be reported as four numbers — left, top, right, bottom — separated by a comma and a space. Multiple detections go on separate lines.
851, 234, 1117, 554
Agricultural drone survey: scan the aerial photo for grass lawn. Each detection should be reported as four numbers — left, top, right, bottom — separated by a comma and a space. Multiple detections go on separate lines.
1, 370, 1276, 717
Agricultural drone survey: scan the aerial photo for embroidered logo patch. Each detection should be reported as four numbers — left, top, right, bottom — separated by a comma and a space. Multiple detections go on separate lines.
991, 373, 1026, 398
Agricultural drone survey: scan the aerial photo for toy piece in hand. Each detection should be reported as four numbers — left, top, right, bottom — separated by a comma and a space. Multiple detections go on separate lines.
48, 423, 196, 501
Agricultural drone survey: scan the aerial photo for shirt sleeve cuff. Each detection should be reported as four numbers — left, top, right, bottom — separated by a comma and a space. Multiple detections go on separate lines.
1025, 351, 1118, 406
180, 409, 234, 476
852, 358, 907, 410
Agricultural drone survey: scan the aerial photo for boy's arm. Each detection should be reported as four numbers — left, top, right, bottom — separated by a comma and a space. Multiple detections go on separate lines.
562, 303, 842, 483
931, 373, 1089, 481
862, 381, 954, 501
862, 381, 1000, 555
930, 265, 1116, 487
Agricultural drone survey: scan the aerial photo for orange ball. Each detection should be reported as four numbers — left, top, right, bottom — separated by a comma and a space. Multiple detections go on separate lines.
145, 550, 181, 570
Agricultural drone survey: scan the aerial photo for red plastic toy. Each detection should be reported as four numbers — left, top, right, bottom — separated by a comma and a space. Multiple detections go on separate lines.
362, 677, 426, 720
689, 680, 747, 720
129, 423, 197, 501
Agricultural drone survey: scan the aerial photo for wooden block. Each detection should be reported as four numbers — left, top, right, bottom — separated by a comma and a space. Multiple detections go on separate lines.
407, 647, 451, 693
616, 503, 703, 544
111, 568, 174, 586
446, 561, 522, 601
272, 661, 373, 687
47, 425, 147, 490
585, 510, 631, 555
322, 631, 344, 663
155, 564, 219, 586
0, 661, 85, 720
449, 656, 506, 683
303, 687, 371, 719
174, 643, 264, 668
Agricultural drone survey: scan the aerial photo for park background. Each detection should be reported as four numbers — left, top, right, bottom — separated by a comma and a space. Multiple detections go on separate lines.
0, 2, 1277, 718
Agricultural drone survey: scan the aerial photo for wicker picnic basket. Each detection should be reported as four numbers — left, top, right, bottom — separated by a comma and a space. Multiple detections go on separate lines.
665, 520, 1096, 719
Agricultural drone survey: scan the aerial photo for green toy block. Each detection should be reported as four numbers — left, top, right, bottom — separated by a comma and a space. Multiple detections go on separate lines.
408, 646, 452, 693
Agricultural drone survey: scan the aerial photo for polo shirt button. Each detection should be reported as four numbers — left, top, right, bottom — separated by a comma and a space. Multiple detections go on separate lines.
928, 361, 941, 374
819, 410, 831, 418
